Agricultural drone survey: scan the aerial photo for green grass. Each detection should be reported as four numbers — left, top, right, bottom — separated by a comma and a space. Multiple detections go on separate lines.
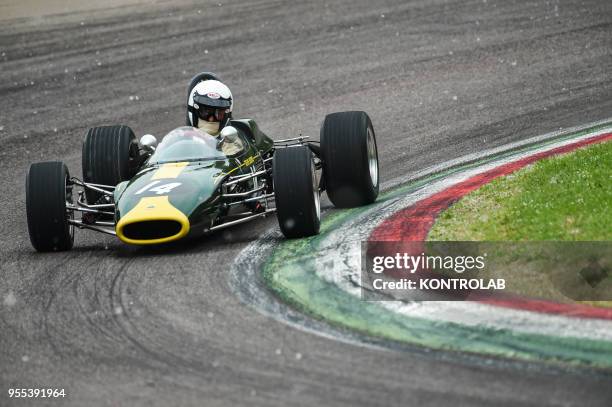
428, 141, 612, 306
429, 141, 612, 241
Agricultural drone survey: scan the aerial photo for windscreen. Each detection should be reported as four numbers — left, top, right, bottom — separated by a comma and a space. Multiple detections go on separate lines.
148, 127, 226, 163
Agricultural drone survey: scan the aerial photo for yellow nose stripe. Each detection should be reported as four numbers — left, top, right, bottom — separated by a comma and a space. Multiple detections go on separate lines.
151, 162, 188, 179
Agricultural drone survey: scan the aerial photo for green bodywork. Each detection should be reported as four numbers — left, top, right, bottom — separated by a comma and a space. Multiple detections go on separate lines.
113, 120, 274, 234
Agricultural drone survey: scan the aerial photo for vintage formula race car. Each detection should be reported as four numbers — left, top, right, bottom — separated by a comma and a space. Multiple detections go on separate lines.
26, 85, 379, 251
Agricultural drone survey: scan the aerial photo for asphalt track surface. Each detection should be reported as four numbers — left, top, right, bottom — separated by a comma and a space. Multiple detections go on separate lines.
1, 0, 612, 405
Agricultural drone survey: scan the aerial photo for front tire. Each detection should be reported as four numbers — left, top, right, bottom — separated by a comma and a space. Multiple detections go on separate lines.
273, 146, 321, 238
320, 111, 379, 207
26, 161, 74, 252
82, 125, 139, 204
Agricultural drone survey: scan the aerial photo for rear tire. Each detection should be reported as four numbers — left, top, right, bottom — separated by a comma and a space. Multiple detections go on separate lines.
273, 146, 321, 238
320, 111, 379, 207
26, 161, 74, 252
82, 125, 138, 203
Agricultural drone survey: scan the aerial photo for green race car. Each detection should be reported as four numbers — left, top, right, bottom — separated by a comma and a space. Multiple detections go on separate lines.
25, 77, 379, 251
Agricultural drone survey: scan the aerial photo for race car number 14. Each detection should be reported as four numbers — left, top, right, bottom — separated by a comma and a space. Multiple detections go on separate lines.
135, 181, 182, 195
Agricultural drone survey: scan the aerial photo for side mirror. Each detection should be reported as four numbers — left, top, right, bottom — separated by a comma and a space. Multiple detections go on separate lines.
219, 125, 239, 141
140, 134, 158, 152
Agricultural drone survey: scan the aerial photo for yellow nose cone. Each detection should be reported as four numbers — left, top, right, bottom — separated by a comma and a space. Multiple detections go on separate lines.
116, 196, 190, 245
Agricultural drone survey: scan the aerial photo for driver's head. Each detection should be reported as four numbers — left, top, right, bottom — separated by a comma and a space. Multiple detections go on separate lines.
187, 80, 233, 135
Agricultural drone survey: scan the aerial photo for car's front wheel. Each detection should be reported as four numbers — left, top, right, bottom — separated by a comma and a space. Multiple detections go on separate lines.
26, 161, 74, 252
273, 146, 321, 238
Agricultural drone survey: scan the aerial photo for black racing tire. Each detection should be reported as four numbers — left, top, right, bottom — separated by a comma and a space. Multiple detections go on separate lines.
82, 125, 138, 204
273, 146, 321, 238
320, 111, 379, 208
26, 161, 74, 252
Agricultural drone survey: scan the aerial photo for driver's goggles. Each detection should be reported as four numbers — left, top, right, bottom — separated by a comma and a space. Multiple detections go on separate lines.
198, 107, 226, 122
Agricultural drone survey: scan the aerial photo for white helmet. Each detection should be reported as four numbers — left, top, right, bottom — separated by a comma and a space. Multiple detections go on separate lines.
187, 79, 233, 135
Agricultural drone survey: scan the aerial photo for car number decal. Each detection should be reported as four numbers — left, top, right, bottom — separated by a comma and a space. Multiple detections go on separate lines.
135, 181, 182, 195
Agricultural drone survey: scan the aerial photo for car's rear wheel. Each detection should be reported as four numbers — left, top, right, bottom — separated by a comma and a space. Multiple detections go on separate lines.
26, 161, 74, 252
320, 111, 379, 207
82, 125, 139, 204
273, 146, 321, 238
